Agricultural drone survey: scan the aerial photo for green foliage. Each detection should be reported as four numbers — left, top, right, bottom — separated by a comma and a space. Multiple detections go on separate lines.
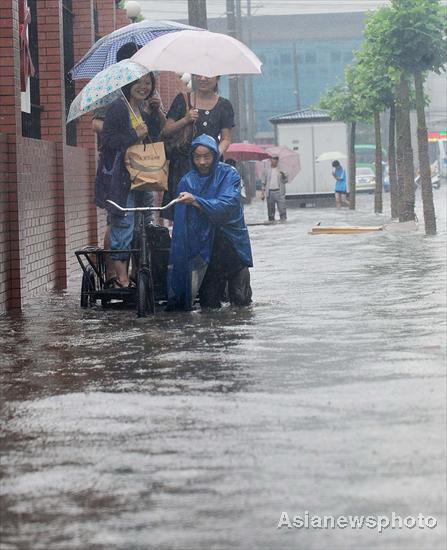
353, 12, 400, 114
319, 83, 355, 123
367, 0, 446, 74
319, 0, 443, 123
318, 66, 372, 124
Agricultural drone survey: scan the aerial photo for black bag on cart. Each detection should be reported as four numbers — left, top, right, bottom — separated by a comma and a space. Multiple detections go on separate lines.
142, 225, 171, 301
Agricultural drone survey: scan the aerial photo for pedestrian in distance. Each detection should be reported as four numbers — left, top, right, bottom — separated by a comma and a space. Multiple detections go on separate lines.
261, 155, 288, 223
332, 160, 350, 208
167, 135, 253, 311
161, 74, 234, 219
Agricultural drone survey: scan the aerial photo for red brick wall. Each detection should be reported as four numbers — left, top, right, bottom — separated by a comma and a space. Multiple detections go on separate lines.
0, 0, 144, 312
0, 133, 10, 313
96, 0, 116, 36
115, 8, 131, 29
17, 137, 59, 298
158, 72, 187, 112
37, 0, 66, 144
63, 145, 98, 273
73, 0, 96, 151
0, 0, 23, 311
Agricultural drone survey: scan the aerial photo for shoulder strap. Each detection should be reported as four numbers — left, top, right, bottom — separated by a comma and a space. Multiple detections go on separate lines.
182, 92, 191, 111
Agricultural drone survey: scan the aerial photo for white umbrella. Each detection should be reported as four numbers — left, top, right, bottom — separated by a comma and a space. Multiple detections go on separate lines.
131, 30, 262, 77
315, 151, 347, 162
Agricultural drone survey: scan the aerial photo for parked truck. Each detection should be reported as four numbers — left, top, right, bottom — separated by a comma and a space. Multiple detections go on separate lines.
270, 108, 347, 207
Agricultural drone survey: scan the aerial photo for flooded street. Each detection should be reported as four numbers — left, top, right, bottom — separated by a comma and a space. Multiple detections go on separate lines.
1, 190, 446, 550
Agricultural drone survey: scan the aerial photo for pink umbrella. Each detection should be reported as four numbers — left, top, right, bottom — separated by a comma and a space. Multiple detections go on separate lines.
264, 145, 301, 181
224, 143, 271, 162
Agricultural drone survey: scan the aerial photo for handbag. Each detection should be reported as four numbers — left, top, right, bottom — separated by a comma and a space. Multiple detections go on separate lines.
124, 140, 169, 192
167, 92, 194, 155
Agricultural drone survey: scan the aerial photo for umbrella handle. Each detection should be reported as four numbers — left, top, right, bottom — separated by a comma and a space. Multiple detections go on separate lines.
120, 89, 139, 120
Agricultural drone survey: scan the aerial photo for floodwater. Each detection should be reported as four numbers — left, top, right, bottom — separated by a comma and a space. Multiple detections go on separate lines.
1, 190, 446, 550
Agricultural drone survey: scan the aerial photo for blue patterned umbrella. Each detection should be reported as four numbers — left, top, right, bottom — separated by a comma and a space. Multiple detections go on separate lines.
70, 20, 201, 80
67, 60, 148, 123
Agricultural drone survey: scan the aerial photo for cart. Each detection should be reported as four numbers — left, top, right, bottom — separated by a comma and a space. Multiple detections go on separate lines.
75, 199, 177, 317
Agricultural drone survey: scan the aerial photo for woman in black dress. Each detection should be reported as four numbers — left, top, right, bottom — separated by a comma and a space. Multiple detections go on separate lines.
161, 74, 234, 217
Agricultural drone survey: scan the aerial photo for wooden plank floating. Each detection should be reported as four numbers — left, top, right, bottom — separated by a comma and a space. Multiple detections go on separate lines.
310, 225, 384, 235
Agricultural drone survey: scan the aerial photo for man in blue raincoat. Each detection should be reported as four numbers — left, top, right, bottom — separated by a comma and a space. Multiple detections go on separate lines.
167, 135, 253, 311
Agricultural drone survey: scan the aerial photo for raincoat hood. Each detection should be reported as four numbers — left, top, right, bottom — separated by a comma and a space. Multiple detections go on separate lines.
189, 134, 220, 175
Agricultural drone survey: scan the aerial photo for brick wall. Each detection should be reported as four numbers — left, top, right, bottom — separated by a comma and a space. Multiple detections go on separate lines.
63, 145, 97, 273
73, 0, 95, 151
0, 133, 10, 313
0, 0, 22, 311
37, 0, 66, 144
17, 137, 59, 298
96, 0, 116, 36
158, 72, 187, 112
1, 0, 183, 312
115, 7, 131, 29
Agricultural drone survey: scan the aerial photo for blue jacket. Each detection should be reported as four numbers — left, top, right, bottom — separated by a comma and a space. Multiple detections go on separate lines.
167, 135, 253, 310
96, 98, 162, 215
334, 165, 347, 192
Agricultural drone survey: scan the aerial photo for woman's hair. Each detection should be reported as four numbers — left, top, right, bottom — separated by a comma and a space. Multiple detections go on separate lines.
116, 42, 140, 62
332, 160, 340, 167
121, 72, 156, 101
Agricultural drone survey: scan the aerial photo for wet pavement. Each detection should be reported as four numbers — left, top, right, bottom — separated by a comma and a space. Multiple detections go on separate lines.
1, 189, 446, 550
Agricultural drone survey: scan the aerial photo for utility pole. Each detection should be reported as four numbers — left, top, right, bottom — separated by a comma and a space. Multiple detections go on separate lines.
188, 0, 207, 29
292, 42, 301, 111
235, 0, 247, 141
226, 0, 240, 142
246, 0, 255, 141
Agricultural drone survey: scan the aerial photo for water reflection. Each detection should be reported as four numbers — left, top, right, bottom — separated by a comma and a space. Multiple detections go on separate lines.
0, 190, 446, 550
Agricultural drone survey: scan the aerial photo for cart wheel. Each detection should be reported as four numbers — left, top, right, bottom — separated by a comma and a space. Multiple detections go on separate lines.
80, 266, 96, 308
101, 296, 111, 308
137, 269, 155, 317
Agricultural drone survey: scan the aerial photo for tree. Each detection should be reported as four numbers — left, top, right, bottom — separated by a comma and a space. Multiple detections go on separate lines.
360, 13, 403, 218
373, 0, 446, 234
352, 42, 399, 215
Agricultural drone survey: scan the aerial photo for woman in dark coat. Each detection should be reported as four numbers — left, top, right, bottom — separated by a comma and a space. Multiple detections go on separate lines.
161, 74, 234, 218
100, 72, 165, 287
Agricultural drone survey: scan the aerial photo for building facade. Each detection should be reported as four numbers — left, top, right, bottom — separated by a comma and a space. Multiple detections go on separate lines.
209, 11, 365, 139
0, 0, 183, 313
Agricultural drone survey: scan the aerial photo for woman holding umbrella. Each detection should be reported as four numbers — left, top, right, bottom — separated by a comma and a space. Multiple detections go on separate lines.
100, 73, 164, 288
160, 74, 235, 218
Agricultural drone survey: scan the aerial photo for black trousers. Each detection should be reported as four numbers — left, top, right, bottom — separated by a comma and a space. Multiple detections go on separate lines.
199, 231, 252, 309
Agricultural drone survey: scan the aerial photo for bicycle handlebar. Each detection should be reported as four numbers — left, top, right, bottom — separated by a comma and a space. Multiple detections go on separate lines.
106, 198, 179, 212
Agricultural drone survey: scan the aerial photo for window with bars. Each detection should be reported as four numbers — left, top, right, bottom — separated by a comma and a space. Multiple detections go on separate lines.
63, 0, 76, 146
93, 4, 100, 42
21, 0, 41, 139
